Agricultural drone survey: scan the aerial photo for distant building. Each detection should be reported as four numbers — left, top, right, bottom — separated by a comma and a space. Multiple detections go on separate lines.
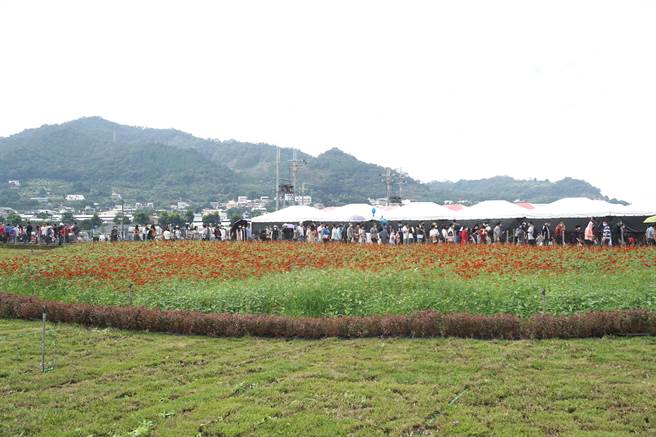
0, 207, 17, 217
225, 200, 238, 210
65, 194, 86, 201
7, 180, 20, 188
237, 196, 250, 206
294, 195, 312, 206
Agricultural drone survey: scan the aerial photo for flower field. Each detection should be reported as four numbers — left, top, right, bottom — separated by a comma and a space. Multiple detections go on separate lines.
1, 242, 655, 318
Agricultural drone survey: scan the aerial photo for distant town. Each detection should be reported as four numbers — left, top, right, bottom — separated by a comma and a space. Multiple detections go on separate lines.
1, 178, 320, 227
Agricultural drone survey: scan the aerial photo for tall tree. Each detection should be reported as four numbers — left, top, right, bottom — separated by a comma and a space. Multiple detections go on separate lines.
61, 212, 74, 224
132, 210, 151, 225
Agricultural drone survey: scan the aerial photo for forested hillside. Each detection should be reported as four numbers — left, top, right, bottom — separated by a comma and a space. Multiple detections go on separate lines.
0, 117, 614, 208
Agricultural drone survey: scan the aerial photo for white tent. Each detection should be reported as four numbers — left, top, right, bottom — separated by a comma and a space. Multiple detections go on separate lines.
526, 198, 624, 219
456, 200, 529, 220
251, 205, 322, 224
322, 203, 384, 222
385, 202, 458, 221
616, 202, 656, 217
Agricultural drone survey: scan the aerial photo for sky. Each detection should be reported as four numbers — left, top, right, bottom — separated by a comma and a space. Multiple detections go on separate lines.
1, 1, 654, 204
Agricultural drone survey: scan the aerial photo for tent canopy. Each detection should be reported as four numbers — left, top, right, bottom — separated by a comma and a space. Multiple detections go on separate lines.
323, 203, 384, 222
456, 200, 528, 220
251, 205, 322, 224
385, 202, 458, 221
526, 198, 624, 219
251, 198, 655, 226
618, 202, 656, 217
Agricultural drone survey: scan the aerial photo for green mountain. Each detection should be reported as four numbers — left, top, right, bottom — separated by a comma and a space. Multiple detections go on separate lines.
426, 176, 612, 204
0, 117, 616, 208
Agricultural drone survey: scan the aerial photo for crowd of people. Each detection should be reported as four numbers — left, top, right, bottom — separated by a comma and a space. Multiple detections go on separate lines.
0, 222, 80, 245
106, 223, 250, 242
1, 218, 654, 246
258, 219, 656, 246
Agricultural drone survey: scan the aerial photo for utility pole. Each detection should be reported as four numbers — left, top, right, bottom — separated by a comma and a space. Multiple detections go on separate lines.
275, 146, 280, 211
288, 149, 306, 206
121, 197, 125, 240
380, 167, 395, 206
397, 170, 407, 201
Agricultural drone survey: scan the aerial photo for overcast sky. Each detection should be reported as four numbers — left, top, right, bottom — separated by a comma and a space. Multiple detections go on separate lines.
1, 1, 654, 203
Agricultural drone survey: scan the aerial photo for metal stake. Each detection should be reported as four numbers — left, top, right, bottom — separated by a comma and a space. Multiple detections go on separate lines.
41, 305, 46, 373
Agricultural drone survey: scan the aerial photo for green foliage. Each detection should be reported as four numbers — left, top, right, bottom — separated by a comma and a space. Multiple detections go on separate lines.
4, 268, 654, 319
90, 213, 103, 228
202, 212, 222, 224
229, 209, 244, 224
158, 211, 185, 227
61, 212, 74, 224
4, 212, 22, 225
426, 176, 606, 203
184, 209, 195, 224
113, 212, 131, 225
132, 209, 152, 225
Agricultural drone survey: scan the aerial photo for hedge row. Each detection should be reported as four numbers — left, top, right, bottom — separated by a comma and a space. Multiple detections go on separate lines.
1, 292, 655, 339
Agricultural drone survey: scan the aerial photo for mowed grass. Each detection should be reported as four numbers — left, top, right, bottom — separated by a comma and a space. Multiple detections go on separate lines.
1, 319, 655, 436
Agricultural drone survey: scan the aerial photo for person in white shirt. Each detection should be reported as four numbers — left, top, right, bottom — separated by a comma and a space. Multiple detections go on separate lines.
527, 222, 536, 245
401, 225, 409, 244
645, 225, 655, 245
429, 224, 440, 244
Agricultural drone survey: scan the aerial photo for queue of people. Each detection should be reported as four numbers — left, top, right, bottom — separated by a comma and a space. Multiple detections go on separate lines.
257, 219, 654, 246
2, 219, 653, 247
111, 223, 249, 242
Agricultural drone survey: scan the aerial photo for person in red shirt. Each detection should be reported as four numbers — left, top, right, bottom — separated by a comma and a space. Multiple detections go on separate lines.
554, 221, 566, 245
0, 223, 5, 243
460, 227, 469, 245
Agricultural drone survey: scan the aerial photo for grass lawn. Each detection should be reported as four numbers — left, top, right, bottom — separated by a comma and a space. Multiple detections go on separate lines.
1, 319, 655, 436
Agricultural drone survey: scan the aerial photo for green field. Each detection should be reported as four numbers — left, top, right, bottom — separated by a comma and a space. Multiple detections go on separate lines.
1, 319, 655, 436
1, 243, 655, 318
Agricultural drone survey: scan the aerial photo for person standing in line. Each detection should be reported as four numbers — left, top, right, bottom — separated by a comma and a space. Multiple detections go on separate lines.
541, 222, 551, 246
584, 218, 596, 246
573, 224, 584, 245
369, 223, 379, 244
379, 225, 389, 245
417, 223, 426, 244
527, 222, 536, 246
554, 222, 566, 245
613, 220, 625, 246
430, 223, 439, 244
493, 222, 502, 244
25, 222, 33, 244
459, 227, 468, 245
600, 220, 612, 246
646, 224, 655, 245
